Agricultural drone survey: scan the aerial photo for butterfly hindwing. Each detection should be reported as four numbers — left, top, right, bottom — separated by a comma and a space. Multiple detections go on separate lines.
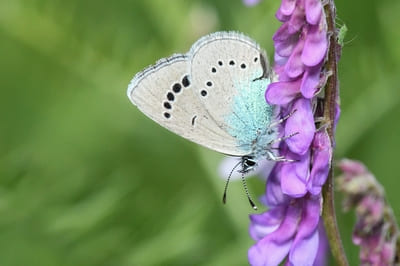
189, 32, 275, 152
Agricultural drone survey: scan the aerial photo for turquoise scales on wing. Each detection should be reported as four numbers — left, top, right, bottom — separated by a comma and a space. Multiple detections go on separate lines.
225, 74, 276, 159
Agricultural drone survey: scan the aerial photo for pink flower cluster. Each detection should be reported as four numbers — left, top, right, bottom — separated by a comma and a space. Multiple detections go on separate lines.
248, 0, 333, 265
338, 159, 399, 266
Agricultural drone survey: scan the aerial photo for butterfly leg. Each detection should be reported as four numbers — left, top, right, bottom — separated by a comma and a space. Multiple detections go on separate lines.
267, 109, 297, 129
266, 150, 297, 162
268, 132, 299, 146
265, 132, 299, 162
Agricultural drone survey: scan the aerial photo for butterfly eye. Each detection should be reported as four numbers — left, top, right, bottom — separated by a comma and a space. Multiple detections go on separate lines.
246, 159, 256, 167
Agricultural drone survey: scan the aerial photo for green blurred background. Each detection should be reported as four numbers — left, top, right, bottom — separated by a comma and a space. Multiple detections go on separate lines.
1, 0, 399, 265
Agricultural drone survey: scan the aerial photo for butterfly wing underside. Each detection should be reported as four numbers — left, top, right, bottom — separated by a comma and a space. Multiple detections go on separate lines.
127, 54, 247, 156
189, 32, 274, 152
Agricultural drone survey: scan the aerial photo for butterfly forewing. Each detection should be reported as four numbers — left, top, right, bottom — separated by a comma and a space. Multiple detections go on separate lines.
128, 54, 247, 156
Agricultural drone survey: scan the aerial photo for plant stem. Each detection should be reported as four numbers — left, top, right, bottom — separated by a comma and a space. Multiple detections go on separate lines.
321, 1, 349, 265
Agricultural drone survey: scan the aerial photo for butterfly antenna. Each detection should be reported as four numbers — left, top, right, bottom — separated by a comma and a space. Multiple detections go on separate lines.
222, 160, 242, 205
241, 172, 258, 210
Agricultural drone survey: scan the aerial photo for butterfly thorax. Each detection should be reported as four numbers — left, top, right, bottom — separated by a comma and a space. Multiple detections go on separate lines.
250, 126, 279, 159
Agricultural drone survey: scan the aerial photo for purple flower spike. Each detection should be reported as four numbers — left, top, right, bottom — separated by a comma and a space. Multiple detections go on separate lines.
302, 22, 328, 67
278, 0, 297, 17
300, 64, 322, 98
273, 64, 291, 81
276, 8, 291, 22
289, 196, 321, 264
274, 53, 289, 68
275, 39, 298, 58
265, 165, 290, 207
285, 98, 315, 155
249, 197, 325, 266
295, 196, 321, 239
266, 204, 302, 244
308, 130, 332, 195
314, 222, 330, 266
274, 23, 300, 58
281, 168, 307, 197
305, 0, 322, 25
249, 208, 286, 241
249, 203, 301, 266
285, 37, 306, 78
281, 149, 310, 197
248, 0, 332, 264
273, 23, 290, 41
287, 3, 306, 34
290, 228, 319, 265
249, 239, 292, 266
266, 79, 300, 105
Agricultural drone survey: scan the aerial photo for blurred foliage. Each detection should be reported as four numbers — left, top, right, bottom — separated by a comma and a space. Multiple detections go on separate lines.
0, 0, 399, 265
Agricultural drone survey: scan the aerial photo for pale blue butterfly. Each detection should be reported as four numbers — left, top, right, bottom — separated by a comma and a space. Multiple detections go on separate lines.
127, 32, 285, 208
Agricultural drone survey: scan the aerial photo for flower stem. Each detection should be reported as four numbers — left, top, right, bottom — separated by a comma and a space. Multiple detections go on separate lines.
321, 1, 349, 265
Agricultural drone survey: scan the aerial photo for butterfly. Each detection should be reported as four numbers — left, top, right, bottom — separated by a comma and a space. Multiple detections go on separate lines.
127, 32, 287, 208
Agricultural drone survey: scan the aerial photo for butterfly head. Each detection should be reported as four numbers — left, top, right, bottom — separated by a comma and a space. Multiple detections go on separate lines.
239, 156, 258, 174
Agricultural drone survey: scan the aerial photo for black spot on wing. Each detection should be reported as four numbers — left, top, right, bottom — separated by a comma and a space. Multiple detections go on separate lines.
182, 75, 190, 87
191, 115, 197, 126
167, 92, 174, 101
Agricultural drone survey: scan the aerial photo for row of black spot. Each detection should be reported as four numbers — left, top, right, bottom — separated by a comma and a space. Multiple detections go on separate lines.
163, 75, 191, 119
210, 56, 259, 74
199, 57, 259, 98
199, 56, 260, 100
200, 78, 214, 97
162, 56, 259, 119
